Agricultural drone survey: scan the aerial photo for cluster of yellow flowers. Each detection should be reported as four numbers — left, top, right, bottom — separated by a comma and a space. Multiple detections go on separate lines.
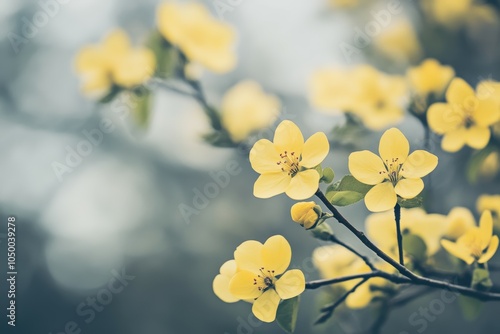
213, 235, 305, 322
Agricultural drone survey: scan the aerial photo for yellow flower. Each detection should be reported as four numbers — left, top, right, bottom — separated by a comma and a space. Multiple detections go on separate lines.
444, 207, 476, 240
441, 211, 499, 265
291, 201, 320, 229
213, 260, 239, 303
427, 78, 500, 152
349, 128, 438, 212
249, 120, 329, 200
313, 245, 394, 309
374, 19, 421, 63
422, 0, 473, 27
157, 2, 236, 73
477, 195, 500, 218
228, 235, 305, 323
309, 67, 358, 112
366, 208, 447, 257
75, 29, 155, 96
407, 59, 455, 97
221, 81, 280, 142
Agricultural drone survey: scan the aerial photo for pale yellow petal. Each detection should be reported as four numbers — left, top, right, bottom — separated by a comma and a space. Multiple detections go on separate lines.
213, 274, 239, 303
249, 139, 280, 173
478, 210, 494, 250
220, 260, 237, 277
446, 78, 475, 105
365, 182, 397, 212
285, 169, 320, 200
275, 270, 305, 299
345, 284, 372, 309
395, 178, 424, 199
103, 29, 130, 55
252, 289, 280, 323
478, 236, 499, 264
427, 103, 464, 134
445, 207, 476, 240
473, 98, 500, 127
348, 151, 386, 185
234, 240, 263, 274
300, 132, 329, 168
379, 128, 409, 165
401, 150, 438, 179
441, 239, 475, 265
441, 128, 467, 152
466, 126, 490, 150
229, 270, 262, 299
273, 120, 304, 155
262, 235, 291, 275
253, 173, 291, 199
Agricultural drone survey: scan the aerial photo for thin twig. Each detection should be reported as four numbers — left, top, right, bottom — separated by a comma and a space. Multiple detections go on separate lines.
329, 234, 376, 271
394, 203, 404, 266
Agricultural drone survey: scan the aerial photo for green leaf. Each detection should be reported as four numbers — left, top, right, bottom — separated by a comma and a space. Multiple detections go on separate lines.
402, 233, 427, 262
146, 30, 178, 78
471, 268, 493, 289
320, 167, 335, 184
458, 295, 483, 321
325, 175, 372, 206
131, 89, 152, 127
277, 296, 300, 333
398, 196, 423, 209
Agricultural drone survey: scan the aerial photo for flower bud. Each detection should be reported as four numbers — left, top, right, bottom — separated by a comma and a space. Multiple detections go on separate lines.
291, 202, 322, 229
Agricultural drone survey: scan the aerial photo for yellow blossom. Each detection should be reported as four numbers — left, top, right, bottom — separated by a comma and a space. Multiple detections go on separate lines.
441, 211, 499, 265
477, 195, 500, 218
366, 208, 447, 257
313, 245, 394, 309
291, 201, 320, 229
228, 235, 305, 323
427, 78, 500, 152
444, 207, 476, 240
407, 59, 455, 98
249, 120, 329, 200
213, 260, 239, 303
221, 81, 280, 142
309, 68, 358, 112
349, 128, 438, 212
422, 0, 473, 27
374, 19, 421, 63
157, 2, 236, 73
75, 29, 155, 96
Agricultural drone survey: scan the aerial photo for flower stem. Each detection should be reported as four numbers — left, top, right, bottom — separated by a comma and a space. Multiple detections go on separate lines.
394, 203, 404, 266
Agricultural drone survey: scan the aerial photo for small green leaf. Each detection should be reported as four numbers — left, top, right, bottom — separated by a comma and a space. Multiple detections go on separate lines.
327, 191, 365, 206
320, 167, 335, 184
402, 233, 427, 262
325, 175, 372, 206
458, 295, 483, 321
277, 296, 300, 334
398, 196, 423, 209
471, 268, 493, 289
146, 30, 178, 78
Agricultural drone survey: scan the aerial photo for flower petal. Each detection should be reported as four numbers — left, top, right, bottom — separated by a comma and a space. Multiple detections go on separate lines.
478, 236, 499, 264
273, 120, 304, 155
478, 210, 494, 250
401, 150, 438, 179
379, 128, 409, 166
229, 270, 262, 300
473, 98, 500, 127
262, 235, 291, 275
252, 289, 281, 323
395, 178, 424, 199
300, 132, 329, 168
466, 126, 490, 150
220, 260, 237, 277
285, 169, 320, 200
253, 173, 291, 199
275, 270, 305, 299
213, 274, 239, 303
441, 128, 467, 152
441, 239, 475, 265
348, 151, 386, 185
427, 103, 464, 134
446, 78, 475, 105
364, 182, 397, 212
445, 207, 476, 240
249, 139, 280, 174
234, 240, 263, 274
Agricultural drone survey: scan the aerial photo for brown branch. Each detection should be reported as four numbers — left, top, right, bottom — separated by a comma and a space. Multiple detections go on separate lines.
394, 203, 404, 266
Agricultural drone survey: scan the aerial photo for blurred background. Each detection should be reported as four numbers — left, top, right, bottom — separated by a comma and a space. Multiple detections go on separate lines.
1, 0, 500, 333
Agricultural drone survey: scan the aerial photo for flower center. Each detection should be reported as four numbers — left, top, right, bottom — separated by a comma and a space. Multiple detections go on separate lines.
461, 230, 485, 259
462, 97, 478, 128
277, 151, 300, 177
379, 157, 404, 186
253, 267, 277, 293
